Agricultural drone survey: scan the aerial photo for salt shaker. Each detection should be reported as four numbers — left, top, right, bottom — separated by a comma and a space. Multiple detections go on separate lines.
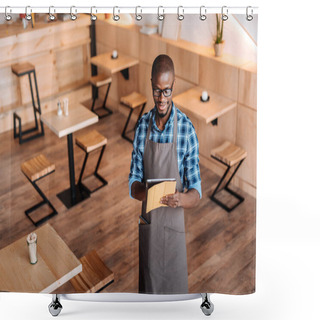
26, 232, 38, 264
57, 101, 62, 116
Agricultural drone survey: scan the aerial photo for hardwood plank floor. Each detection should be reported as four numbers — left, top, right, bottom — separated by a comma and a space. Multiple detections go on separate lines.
0, 110, 256, 294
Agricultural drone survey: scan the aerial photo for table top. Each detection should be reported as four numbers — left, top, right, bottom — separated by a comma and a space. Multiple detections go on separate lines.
41, 104, 98, 138
0, 224, 82, 293
173, 87, 237, 124
90, 51, 139, 74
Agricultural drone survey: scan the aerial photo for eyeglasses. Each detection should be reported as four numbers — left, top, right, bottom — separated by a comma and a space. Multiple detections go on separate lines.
152, 83, 174, 97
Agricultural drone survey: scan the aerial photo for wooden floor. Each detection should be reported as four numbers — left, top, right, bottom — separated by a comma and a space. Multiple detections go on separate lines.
0, 110, 255, 294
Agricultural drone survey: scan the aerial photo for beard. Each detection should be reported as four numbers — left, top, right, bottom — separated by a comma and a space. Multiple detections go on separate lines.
156, 102, 171, 118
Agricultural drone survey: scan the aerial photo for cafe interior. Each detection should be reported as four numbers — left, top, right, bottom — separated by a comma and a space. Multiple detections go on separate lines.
0, 12, 257, 294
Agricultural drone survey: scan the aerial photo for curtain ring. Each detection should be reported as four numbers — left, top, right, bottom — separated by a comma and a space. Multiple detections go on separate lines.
90, 6, 97, 21
246, 6, 254, 21
113, 6, 120, 21
70, 6, 77, 21
48, 6, 56, 21
25, 6, 32, 21
199, 6, 207, 21
135, 6, 142, 21
157, 6, 164, 21
5, 6, 12, 21
177, 6, 184, 21
221, 6, 228, 21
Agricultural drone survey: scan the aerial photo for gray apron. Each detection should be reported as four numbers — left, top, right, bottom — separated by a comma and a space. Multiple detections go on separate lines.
139, 109, 188, 294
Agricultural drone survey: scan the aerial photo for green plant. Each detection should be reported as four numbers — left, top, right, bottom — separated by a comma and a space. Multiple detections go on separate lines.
215, 14, 224, 44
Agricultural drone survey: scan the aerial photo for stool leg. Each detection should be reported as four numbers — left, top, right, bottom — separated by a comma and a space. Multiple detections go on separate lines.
25, 175, 58, 227
77, 152, 89, 186
32, 71, 44, 136
28, 72, 38, 131
122, 108, 134, 142
91, 85, 98, 111
210, 158, 245, 212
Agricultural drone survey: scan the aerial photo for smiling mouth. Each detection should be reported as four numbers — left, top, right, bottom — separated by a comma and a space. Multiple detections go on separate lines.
158, 104, 167, 111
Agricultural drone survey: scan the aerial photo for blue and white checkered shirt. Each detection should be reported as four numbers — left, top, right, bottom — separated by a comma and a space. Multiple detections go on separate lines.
129, 103, 202, 198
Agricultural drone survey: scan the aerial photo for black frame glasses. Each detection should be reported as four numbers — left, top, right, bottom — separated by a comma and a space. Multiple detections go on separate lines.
152, 83, 174, 97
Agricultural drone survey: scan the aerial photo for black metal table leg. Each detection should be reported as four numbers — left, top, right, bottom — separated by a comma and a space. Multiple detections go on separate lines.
57, 133, 90, 209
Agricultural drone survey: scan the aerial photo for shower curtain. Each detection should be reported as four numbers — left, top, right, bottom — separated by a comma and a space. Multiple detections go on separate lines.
0, 9, 257, 297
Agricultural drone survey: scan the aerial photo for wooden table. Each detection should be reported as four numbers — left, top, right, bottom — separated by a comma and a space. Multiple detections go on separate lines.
173, 87, 237, 125
90, 51, 139, 80
41, 104, 98, 208
0, 224, 82, 293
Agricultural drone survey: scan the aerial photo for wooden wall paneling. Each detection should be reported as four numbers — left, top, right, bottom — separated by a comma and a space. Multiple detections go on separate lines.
53, 27, 90, 50
95, 20, 117, 49
55, 46, 86, 90
0, 67, 19, 108
199, 55, 239, 101
235, 104, 257, 189
138, 62, 153, 113
96, 43, 119, 107
139, 34, 167, 65
238, 62, 257, 110
173, 76, 195, 96
117, 64, 139, 103
167, 44, 199, 85
197, 107, 237, 159
116, 26, 140, 59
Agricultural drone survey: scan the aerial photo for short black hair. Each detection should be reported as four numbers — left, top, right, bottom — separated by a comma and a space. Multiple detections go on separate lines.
151, 54, 175, 80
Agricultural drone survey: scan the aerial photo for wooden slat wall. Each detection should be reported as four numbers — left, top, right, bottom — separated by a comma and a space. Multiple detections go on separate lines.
0, 16, 91, 135
95, 20, 257, 196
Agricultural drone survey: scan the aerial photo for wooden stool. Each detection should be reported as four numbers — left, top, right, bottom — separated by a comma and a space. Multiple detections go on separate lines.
70, 250, 114, 293
21, 154, 57, 226
90, 74, 113, 118
210, 141, 247, 212
12, 62, 44, 144
75, 130, 108, 194
120, 92, 147, 143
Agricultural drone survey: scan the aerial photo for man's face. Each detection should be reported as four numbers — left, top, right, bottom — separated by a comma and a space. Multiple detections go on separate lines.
151, 71, 175, 119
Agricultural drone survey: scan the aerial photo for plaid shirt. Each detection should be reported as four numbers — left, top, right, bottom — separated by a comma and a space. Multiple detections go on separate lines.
129, 103, 202, 198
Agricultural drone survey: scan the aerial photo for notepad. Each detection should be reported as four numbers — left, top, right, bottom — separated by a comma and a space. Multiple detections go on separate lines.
146, 179, 176, 213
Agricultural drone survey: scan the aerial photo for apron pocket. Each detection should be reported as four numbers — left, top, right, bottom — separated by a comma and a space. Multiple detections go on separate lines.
163, 226, 188, 292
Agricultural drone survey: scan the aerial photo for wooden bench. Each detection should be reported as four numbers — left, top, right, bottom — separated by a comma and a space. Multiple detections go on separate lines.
21, 154, 57, 226
75, 130, 108, 194
12, 62, 44, 144
89, 74, 113, 118
210, 141, 247, 212
120, 91, 147, 143
70, 250, 114, 293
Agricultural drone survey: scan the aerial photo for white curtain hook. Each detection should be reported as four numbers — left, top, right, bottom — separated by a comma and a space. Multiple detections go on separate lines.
48, 6, 56, 21
200, 6, 207, 21
5, 6, 12, 21
135, 6, 142, 21
25, 6, 32, 21
113, 6, 120, 21
221, 6, 228, 21
70, 6, 77, 21
177, 6, 184, 21
158, 6, 164, 21
246, 6, 254, 21
91, 6, 97, 21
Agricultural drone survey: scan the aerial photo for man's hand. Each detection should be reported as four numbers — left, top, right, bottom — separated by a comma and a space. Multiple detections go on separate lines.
160, 190, 181, 208
160, 188, 200, 209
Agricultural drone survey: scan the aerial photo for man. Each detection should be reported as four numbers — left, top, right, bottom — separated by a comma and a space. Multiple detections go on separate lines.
129, 54, 201, 294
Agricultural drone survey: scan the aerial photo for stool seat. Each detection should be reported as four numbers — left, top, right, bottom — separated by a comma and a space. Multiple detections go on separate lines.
211, 141, 247, 167
11, 62, 35, 76
76, 130, 107, 153
70, 250, 114, 293
89, 74, 112, 88
120, 91, 147, 109
21, 154, 55, 182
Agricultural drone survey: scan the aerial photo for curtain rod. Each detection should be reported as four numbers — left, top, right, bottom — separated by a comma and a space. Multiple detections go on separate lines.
0, 6, 259, 15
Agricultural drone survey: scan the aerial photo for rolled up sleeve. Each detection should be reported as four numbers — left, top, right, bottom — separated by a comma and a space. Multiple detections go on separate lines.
184, 122, 202, 198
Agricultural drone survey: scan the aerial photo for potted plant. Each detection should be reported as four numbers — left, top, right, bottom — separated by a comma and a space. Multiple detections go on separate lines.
214, 14, 224, 57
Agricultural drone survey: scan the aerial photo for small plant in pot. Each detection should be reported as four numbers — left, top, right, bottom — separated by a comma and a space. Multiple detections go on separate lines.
214, 14, 224, 57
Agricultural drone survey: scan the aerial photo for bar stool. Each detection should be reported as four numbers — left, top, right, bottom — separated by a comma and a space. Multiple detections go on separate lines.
210, 141, 247, 212
21, 154, 57, 226
12, 62, 44, 144
70, 250, 114, 293
75, 130, 108, 194
90, 74, 113, 118
120, 92, 147, 143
